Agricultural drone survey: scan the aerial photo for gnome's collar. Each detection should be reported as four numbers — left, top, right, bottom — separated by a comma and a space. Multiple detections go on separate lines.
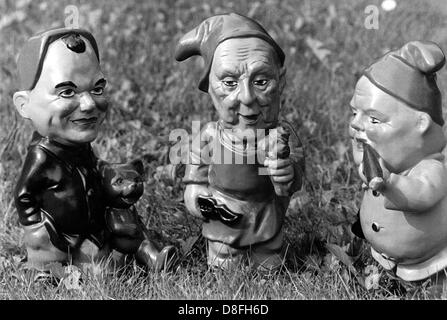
30, 131, 96, 170
216, 120, 262, 156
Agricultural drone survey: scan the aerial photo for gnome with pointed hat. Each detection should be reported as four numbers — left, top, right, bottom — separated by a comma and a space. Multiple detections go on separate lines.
175, 13, 305, 270
350, 40, 447, 285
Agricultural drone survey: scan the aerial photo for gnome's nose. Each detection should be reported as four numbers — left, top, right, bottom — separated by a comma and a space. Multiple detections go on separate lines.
238, 79, 256, 107
350, 114, 364, 132
80, 92, 96, 112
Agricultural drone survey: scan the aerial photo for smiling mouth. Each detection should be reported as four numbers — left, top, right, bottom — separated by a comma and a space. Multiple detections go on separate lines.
71, 117, 98, 126
238, 113, 260, 124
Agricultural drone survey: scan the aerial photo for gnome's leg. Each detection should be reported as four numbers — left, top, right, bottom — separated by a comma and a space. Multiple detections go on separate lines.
250, 229, 285, 271
207, 240, 244, 269
126, 209, 176, 271
22, 223, 68, 271
136, 217, 177, 272
106, 206, 176, 271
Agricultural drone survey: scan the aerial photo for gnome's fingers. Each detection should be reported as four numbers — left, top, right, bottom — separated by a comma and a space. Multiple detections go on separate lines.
264, 158, 291, 169
369, 177, 385, 192
267, 165, 293, 177
271, 172, 294, 184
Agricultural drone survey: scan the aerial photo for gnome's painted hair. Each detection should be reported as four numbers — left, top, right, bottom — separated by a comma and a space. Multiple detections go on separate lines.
16, 28, 100, 91
363, 41, 445, 126
175, 13, 285, 92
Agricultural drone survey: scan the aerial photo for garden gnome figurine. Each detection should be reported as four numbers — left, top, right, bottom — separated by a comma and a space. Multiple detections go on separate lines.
175, 13, 305, 271
13, 28, 174, 273
350, 40, 447, 283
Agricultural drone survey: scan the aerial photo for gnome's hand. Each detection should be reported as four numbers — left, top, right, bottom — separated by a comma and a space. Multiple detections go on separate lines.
184, 184, 212, 218
358, 158, 390, 193
261, 125, 296, 195
264, 158, 294, 184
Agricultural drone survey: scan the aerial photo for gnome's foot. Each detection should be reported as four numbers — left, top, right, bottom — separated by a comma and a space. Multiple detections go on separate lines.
136, 240, 177, 272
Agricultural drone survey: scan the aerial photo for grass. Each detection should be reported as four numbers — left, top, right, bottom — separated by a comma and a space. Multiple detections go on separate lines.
1, 0, 447, 300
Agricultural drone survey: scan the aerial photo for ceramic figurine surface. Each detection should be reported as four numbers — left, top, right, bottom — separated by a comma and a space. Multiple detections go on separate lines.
175, 13, 305, 270
13, 28, 173, 272
349, 40, 447, 282
99, 160, 176, 271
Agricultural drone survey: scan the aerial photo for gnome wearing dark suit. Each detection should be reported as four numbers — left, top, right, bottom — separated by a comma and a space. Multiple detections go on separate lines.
175, 13, 305, 270
13, 28, 175, 272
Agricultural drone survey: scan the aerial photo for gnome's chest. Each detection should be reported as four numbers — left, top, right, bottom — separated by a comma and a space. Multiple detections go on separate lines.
208, 136, 273, 199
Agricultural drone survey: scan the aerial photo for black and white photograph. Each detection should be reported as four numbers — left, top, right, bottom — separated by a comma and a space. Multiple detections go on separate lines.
0, 0, 447, 305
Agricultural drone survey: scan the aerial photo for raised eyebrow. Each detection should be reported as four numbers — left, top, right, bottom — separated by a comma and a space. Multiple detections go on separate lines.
365, 109, 386, 118
55, 81, 77, 89
218, 70, 239, 78
95, 78, 107, 86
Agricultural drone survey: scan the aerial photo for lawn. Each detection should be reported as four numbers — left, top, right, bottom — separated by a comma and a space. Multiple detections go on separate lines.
0, 0, 446, 300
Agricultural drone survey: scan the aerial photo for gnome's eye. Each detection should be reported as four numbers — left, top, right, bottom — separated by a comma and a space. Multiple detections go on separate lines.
369, 116, 380, 124
222, 80, 238, 88
91, 87, 104, 96
253, 79, 268, 87
59, 89, 76, 98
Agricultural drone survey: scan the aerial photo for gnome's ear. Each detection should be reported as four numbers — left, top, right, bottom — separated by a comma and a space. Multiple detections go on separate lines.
13, 91, 30, 119
400, 41, 446, 74
174, 22, 207, 62
416, 111, 432, 134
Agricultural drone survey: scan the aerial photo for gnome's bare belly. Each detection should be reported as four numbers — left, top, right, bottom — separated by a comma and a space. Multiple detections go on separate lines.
360, 190, 447, 265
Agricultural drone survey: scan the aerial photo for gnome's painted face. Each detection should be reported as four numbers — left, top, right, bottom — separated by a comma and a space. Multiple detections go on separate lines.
17, 36, 108, 146
349, 76, 432, 173
208, 38, 285, 130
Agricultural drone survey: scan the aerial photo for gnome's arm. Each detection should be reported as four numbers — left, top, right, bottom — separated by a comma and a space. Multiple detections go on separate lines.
266, 121, 305, 197
14, 147, 58, 226
382, 159, 447, 212
283, 121, 305, 194
182, 122, 215, 185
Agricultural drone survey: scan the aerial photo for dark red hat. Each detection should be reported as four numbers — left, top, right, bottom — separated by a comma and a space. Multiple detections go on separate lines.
363, 41, 445, 126
175, 13, 285, 92
16, 28, 100, 91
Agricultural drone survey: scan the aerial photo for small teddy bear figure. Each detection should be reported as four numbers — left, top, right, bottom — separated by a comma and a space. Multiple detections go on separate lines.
175, 13, 305, 271
349, 40, 447, 286
99, 159, 177, 271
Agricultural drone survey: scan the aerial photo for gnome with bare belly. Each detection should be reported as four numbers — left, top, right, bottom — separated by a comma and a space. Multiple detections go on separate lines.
175, 13, 305, 270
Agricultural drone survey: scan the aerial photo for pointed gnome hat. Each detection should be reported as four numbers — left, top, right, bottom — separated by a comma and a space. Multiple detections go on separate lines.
175, 13, 285, 92
363, 40, 446, 126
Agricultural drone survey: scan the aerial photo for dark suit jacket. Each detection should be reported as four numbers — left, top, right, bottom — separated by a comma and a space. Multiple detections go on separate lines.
14, 132, 107, 252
